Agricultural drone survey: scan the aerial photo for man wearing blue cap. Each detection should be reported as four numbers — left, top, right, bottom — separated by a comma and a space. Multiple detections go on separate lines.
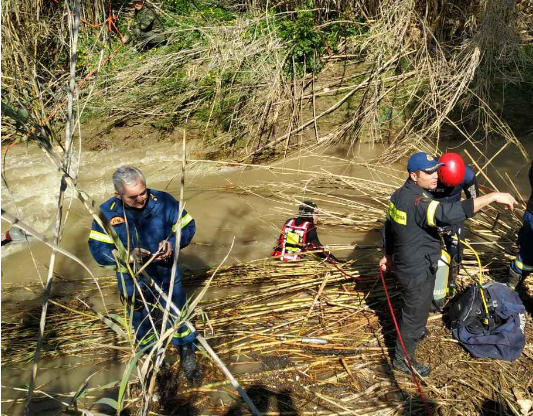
380, 152, 516, 376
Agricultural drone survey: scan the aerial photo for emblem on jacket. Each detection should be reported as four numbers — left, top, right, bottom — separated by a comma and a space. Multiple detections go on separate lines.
110, 216, 125, 226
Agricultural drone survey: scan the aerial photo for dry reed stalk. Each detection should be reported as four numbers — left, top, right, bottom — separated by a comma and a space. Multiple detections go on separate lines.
3, 150, 532, 415
26, 5, 81, 412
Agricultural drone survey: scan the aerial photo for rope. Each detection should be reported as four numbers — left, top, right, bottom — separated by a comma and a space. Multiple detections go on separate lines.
274, 244, 432, 411
323, 252, 376, 281
379, 268, 434, 416
105, 2, 125, 43
272, 245, 376, 281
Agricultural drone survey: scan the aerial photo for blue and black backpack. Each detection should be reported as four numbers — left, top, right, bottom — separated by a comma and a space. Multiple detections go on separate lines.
449, 281, 526, 361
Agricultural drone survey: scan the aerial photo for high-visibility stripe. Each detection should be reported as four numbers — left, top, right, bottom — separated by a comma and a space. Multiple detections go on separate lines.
172, 213, 194, 232
426, 200, 440, 227
139, 333, 157, 346
89, 230, 114, 244
173, 327, 192, 339
117, 265, 129, 274
388, 202, 407, 225
514, 256, 533, 271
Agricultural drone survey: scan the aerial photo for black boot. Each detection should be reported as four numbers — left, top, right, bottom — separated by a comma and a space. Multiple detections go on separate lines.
393, 357, 431, 377
507, 266, 523, 291
393, 336, 430, 377
179, 344, 202, 386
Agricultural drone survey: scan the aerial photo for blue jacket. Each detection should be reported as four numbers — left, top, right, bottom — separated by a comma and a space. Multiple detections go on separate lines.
430, 165, 478, 203
88, 189, 195, 278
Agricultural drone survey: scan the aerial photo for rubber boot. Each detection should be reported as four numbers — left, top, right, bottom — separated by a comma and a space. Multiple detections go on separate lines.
393, 337, 430, 377
179, 344, 202, 386
507, 266, 523, 291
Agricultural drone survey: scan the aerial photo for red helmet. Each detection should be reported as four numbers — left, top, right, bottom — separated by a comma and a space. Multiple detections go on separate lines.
438, 152, 465, 187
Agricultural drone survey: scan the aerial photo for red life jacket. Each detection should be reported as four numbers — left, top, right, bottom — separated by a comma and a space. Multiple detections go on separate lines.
271, 218, 312, 261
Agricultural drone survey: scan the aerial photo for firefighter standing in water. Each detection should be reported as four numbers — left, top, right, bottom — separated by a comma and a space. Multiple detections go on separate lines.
272, 201, 340, 262
380, 152, 516, 376
508, 161, 533, 290
88, 166, 201, 385
429, 152, 479, 296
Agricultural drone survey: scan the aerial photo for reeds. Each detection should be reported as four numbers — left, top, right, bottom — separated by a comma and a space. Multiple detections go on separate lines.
76, 0, 532, 162
3, 224, 531, 415
2, 1, 531, 164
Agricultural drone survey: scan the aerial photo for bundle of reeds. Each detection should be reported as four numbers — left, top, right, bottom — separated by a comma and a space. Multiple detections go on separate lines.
3, 232, 531, 415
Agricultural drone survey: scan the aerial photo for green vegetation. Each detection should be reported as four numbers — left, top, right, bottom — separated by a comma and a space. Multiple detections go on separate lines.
2, 0, 532, 160
277, 5, 363, 76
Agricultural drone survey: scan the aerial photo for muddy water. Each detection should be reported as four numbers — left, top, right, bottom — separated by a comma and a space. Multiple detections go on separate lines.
1, 138, 531, 413
1, 141, 390, 414
1, 142, 391, 298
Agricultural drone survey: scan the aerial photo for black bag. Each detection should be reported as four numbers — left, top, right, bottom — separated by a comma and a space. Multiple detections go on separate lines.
449, 282, 526, 361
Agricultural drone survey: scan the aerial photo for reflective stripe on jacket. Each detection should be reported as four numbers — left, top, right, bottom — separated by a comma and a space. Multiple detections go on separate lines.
272, 218, 312, 261
382, 179, 475, 275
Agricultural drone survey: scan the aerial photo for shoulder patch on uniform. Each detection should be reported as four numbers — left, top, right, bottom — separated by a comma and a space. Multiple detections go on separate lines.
414, 197, 432, 206
110, 216, 125, 226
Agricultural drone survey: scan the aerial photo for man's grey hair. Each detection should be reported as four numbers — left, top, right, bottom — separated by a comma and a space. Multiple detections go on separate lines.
113, 166, 146, 196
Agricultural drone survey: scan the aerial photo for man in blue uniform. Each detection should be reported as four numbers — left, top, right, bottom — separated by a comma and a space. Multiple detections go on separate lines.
508, 161, 533, 290
88, 166, 201, 384
380, 152, 516, 376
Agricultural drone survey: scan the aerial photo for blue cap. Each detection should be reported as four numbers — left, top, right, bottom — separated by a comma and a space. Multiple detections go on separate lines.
407, 152, 444, 173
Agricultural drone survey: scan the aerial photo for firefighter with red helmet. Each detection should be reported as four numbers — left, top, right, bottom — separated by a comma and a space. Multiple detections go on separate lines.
508, 161, 533, 290
380, 152, 516, 376
430, 152, 479, 293
272, 201, 339, 262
